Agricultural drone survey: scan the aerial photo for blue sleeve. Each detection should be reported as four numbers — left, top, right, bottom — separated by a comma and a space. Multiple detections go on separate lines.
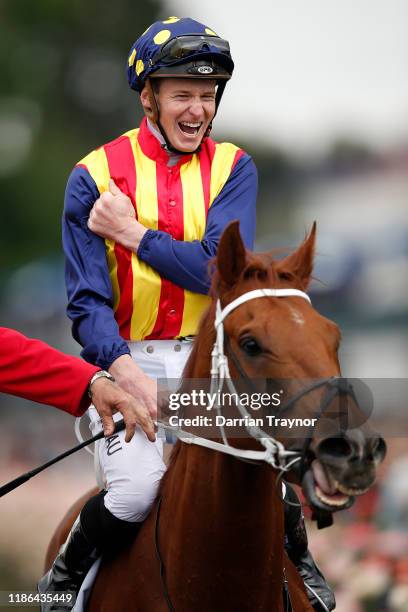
63, 166, 131, 369
137, 155, 257, 294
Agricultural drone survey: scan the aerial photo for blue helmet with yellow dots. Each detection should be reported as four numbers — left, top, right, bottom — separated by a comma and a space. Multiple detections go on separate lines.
127, 17, 234, 154
127, 17, 234, 94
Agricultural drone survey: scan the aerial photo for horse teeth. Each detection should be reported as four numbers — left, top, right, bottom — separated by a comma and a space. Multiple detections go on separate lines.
334, 480, 369, 496
315, 486, 349, 507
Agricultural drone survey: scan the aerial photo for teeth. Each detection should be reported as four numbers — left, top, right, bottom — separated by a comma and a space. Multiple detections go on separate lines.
312, 460, 369, 499
180, 122, 201, 128
315, 485, 350, 507
334, 480, 369, 496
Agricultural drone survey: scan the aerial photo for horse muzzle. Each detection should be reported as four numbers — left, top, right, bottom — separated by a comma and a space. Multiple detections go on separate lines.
299, 431, 386, 513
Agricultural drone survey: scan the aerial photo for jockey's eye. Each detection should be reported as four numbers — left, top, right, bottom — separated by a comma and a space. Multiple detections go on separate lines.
239, 337, 262, 357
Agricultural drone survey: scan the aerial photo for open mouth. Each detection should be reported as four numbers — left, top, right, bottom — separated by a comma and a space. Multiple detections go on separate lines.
311, 460, 351, 508
302, 459, 370, 512
178, 121, 202, 136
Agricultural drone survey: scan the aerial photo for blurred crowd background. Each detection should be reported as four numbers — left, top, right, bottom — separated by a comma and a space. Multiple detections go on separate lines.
0, 2, 407, 611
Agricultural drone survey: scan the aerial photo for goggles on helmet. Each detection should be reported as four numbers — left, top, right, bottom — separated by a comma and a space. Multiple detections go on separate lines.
151, 34, 232, 69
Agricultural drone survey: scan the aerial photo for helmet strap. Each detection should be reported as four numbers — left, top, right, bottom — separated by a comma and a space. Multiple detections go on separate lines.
204, 80, 227, 138
215, 81, 227, 114
144, 79, 192, 155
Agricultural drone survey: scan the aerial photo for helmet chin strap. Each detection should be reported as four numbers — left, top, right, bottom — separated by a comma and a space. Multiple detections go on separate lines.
144, 78, 226, 156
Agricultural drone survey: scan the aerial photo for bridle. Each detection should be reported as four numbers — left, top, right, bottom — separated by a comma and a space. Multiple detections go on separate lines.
208, 288, 311, 472
163, 288, 356, 480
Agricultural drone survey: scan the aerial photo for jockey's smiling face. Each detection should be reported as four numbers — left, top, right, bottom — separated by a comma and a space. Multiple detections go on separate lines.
141, 78, 217, 152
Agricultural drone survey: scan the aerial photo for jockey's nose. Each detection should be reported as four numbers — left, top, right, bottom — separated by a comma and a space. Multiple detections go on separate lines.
189, 99, 205, 118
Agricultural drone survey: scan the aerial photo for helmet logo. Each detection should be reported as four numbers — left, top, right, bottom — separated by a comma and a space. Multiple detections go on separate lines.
197, 66, 214, 74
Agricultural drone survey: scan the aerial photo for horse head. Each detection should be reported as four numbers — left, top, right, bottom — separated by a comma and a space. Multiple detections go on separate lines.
204, 220, 386, 517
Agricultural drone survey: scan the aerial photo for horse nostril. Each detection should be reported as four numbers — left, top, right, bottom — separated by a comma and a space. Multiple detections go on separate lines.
317, 435, 354, 461
370, 436, 387, 463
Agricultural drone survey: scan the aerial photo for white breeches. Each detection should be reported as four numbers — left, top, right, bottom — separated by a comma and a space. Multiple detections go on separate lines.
88, 339, 192, 522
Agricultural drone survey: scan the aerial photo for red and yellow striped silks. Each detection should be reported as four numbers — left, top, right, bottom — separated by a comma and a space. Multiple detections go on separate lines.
77, 118, 243, 340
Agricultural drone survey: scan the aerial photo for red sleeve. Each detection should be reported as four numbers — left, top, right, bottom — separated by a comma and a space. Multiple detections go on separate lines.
0, 327, 99, 416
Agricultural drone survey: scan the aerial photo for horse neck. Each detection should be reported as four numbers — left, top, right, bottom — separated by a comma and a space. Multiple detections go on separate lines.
159, 444, 286, 607
160, 310, 285, 581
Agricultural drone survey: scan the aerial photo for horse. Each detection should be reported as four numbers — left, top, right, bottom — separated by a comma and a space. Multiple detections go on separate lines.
45, 222, 386, 611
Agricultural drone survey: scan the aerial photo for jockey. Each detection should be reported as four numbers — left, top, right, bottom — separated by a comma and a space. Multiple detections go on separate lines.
38, 17, 334, 612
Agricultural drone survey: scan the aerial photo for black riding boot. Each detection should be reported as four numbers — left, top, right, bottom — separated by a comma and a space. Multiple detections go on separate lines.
284, 483, 336, 612
38, 491, 141, 611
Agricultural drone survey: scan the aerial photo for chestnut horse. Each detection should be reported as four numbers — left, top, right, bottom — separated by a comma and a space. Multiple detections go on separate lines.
45, 222, 385, 611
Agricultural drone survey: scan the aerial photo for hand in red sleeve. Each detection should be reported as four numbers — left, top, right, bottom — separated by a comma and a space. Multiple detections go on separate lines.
90, 376, 156, 443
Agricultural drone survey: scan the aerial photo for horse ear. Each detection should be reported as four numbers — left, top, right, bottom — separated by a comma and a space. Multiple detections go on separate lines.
217, 221, 247, 286
277, 222, 317, 288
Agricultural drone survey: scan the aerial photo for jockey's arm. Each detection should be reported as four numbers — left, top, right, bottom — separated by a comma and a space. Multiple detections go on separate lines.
137, 155, 257, 293
88, 155, 257, 294
63, 168, 157, 419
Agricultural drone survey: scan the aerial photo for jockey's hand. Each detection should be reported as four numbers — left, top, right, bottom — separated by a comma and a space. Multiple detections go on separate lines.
108, 354, 158, 422
90, 376, 156, 443
88, 179, 147, 250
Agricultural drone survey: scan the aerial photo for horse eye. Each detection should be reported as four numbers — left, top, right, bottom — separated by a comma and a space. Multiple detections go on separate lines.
239, 338, 262, 356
